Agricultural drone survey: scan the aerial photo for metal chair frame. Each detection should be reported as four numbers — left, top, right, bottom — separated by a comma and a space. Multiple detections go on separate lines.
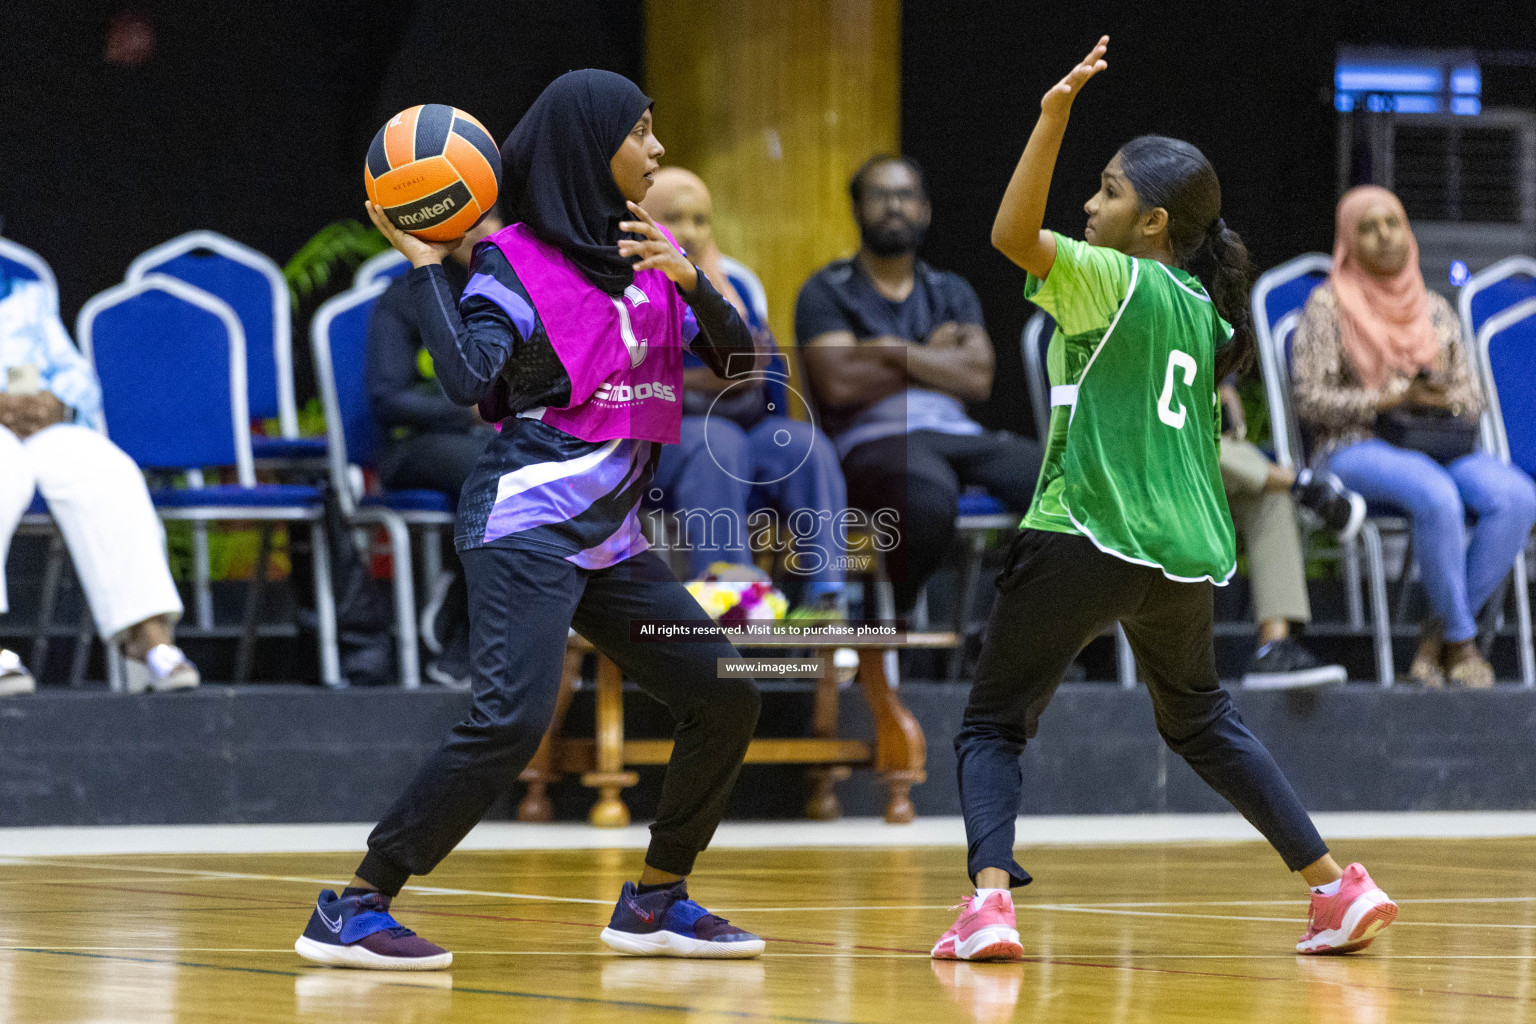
1458, 255, 1536, 355
76, 274, 355, 688
0, 237, 59, 313
352, 249, 411, 290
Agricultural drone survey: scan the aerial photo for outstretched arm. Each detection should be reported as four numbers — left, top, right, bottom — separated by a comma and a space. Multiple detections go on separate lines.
991, 35, 1109, 278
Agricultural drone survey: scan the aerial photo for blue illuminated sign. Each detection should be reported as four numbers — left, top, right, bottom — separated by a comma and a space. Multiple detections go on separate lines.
1335, 50, 1481, 116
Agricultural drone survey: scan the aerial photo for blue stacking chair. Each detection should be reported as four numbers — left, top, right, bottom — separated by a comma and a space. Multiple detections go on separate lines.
76, 274, 417, 688
311, 279, 456, 606
0, 237, 58, 313
126, 231, 325, 461
353, 249, 411, 290
1459, 256, 1536, 355
1018, 311, 1139, 688
1473, 297, 1536, 686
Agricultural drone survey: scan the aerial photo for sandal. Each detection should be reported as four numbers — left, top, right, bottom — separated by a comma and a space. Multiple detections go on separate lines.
1408, 618, 1445, 688
1446, 654, 1495, 689
1408, 655, 1445, 688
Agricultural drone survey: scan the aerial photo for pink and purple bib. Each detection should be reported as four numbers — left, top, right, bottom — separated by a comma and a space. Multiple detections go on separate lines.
487, 223, 688, 445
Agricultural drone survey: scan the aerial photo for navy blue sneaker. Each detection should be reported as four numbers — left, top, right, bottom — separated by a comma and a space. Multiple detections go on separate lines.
600, 881, 765, 958
295, 889, 452, 970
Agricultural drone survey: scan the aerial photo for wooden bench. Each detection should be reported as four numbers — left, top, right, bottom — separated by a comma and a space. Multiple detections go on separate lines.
516, 631, 958, 827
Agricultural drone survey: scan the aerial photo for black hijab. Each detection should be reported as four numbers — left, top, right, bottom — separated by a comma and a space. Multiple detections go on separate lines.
500, 69, 653, 295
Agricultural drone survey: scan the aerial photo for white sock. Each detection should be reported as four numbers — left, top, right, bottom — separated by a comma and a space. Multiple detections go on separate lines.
1311, 879, 1342, 896
973, 888, 1009, 907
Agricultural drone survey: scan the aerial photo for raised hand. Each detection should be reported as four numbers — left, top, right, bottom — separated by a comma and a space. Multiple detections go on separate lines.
1041, 35, 1108, 118
364, 201, 461, 268
618, 201, 700, 292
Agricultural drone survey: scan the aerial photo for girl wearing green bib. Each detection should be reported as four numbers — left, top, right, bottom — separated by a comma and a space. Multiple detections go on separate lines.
931, 37, 1397, 963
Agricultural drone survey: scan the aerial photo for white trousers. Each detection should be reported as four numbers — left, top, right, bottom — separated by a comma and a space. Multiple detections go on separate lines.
0, 423, 182, 640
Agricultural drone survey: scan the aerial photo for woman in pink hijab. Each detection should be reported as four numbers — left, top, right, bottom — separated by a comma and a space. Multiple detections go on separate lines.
1293, 185, 1535, 688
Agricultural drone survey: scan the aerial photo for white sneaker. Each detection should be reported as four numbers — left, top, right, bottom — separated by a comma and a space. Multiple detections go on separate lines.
0, 649, 36, 696
124, 644, 200, 693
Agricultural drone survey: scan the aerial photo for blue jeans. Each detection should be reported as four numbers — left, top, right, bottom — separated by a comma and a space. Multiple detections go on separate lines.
1327, 441, 1536, 642
650, 415, 848, 598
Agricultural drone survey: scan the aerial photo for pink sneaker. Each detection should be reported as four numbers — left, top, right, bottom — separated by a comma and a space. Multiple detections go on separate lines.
1296, 863, 1398, 954
931, 891, 1024, 962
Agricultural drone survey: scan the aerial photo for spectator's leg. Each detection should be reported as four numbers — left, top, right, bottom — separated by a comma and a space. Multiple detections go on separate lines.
1220, 439, 1311, 633
1121, 573, 1330, 874
0, 426, 38, 620
842, 433, 958, 612
25, 425, 182, 642
1448, 453, 1536, 619
1218, 438, 1274, 499
573, 550, 760, 877
750, 416, 848, 601
376, 428, 493, 500
941, 430, 1045, 513
1238, 495, 1312, 631
654, 417, 753, 577
359, 545, 581, 894
1329, 440, 1475, 641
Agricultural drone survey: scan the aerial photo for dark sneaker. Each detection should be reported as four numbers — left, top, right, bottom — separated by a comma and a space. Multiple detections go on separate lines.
295, 889, 452, 970
1241, 637, 1348, 690
600, 881, 765, 958
1293, 469, 1366, 542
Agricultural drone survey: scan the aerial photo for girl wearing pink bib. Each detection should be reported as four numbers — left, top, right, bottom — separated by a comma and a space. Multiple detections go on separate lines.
295, 70, 766, 971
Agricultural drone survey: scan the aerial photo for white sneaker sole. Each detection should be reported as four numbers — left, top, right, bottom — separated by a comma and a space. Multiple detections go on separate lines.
294, 935, 452, 971
599, 926, 764, 959
1296, 889, 1398, 954
124, 661, 200, 694
1242, 664, 1348, 690
956, 925, 1024, 961
0, 672, 36, 696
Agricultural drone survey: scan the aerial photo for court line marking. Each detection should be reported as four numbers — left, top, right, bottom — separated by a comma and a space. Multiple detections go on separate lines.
10, 948, 868, 1024
5, 812, 1536, 858
10, 860, 1536, 931
0, 858, 614, 905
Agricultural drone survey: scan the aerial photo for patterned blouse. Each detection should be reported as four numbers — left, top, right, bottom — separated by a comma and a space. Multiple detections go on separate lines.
1291, 282, 1483, 464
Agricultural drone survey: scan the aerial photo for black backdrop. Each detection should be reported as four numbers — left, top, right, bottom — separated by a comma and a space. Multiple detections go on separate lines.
903, 0, 1536, 434
0, 1, 641, 323
2, 1, 1531, 433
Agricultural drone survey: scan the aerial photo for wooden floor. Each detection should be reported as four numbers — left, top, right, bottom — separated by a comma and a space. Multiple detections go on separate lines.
1, 837, 1533, 1023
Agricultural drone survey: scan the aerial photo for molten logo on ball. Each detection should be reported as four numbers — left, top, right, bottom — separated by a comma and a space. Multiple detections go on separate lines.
385, 182, 473, 232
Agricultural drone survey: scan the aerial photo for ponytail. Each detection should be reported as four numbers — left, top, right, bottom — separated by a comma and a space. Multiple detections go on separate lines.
1192, 217, 1255, 381
1116, 135, 1254, 383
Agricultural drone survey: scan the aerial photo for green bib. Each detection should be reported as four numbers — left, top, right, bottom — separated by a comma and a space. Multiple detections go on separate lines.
1022, 235, 1235, 584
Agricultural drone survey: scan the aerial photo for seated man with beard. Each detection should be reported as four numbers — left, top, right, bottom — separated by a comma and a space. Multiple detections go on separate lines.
795, 155, 1042, 613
